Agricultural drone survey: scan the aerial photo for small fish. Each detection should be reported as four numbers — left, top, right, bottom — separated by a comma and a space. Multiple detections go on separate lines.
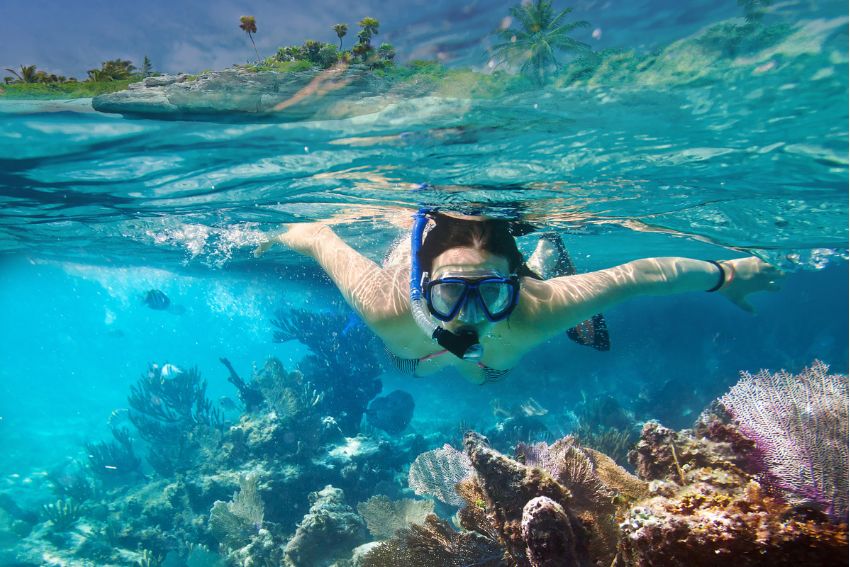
107, 408, 131, 428
143, 289, 171, 310
160, 364, 183, 380
218, 396, 238, 411
365, 390, 415, 435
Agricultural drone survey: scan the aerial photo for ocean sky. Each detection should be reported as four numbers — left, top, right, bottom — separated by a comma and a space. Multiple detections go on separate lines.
0, 0, 750, 79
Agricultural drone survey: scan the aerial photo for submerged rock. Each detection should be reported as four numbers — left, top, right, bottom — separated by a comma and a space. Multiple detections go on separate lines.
92, 67, 414, 121
365, 390, 414, 435
284, 485, 367, 567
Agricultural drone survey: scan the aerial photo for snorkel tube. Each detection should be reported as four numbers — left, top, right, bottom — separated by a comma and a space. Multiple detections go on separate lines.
410, 208, 484, 361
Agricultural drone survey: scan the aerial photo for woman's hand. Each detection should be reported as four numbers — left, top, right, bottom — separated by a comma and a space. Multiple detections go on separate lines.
254, 223, 330, 258
718, 257, 784, 313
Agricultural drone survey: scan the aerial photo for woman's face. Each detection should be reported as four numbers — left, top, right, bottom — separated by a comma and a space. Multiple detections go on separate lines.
430, 247, 511, 335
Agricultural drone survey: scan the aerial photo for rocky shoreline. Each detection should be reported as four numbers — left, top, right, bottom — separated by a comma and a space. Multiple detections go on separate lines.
91, 66, 411, 121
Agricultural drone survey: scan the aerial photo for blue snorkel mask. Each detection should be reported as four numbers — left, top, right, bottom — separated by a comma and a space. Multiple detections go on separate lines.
411, 208, 519, 361
422, 272, 519, 323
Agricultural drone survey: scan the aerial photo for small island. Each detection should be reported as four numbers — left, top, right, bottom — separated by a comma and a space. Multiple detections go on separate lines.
1, 0, 803, 122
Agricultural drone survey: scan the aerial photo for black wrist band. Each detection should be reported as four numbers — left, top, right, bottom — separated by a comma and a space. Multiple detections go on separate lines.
705, 260, 726, 292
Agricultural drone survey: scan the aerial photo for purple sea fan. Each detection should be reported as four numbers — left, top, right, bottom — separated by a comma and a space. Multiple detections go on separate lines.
719, 360, 848, 521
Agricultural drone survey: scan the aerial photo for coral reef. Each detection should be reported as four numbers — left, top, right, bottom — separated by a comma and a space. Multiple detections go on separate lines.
272, 309, 382, 435
219, 357, 264, 412
371, 376, 847, 567
463, 431, 582, 562
283, 485, 367, 567
573, 423, 635, 469
85, 425, 142, 482
224, 359, 328, 462
208, 474, 264, 548
717, 360, 848, 520
8, 352, 846, 567
619, 415, 848, 566
408, 443, 473, 506
521, 496, 579, 567
356, 494, 434, 539
362, 514, 507, 567
128, 364, 223, 476
41, 498, 82, 531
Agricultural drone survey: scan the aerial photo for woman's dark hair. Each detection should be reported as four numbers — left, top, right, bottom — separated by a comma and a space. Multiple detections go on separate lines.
417, 212, 539, 278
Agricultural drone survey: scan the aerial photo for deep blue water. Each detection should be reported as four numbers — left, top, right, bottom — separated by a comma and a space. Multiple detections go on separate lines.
0, 1, 847, 565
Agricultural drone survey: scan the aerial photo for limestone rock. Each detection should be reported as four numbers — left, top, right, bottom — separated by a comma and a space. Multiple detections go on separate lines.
92, 67, 406, 121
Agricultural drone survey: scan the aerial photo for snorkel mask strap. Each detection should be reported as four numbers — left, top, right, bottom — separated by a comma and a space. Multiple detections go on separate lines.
410, 207, 483, 361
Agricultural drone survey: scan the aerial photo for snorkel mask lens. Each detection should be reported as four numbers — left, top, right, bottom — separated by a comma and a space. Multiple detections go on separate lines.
424, 274, 519, 322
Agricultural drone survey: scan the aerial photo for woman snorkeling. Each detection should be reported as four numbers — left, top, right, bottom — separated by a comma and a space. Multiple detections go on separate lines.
256, 210, 783, 384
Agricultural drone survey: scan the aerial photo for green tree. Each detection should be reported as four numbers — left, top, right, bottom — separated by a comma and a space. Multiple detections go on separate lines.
4, 64, 39, 83
303, 40, 323, 64
33, 70, 66, 83
86, 59, 136, 82
377, 43, 396, 62
357, 17, 380, 48
491, 1, 590, 84
333, 23, 348, 50
142, 55, 152, 77
276, 46, 305, 62
317, 44, 340, 68
240, 15, 260, 61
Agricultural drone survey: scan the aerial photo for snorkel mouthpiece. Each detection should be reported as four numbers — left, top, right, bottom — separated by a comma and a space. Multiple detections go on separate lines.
432, 327, 483, 361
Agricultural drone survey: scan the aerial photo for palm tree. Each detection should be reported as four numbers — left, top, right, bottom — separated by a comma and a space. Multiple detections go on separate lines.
240, 15, 260, 61
491, 1, 590, 84
333, 23, 348, 50
357, 17, 380, 47
4, 64, 39, 83
86, 59, 136, 82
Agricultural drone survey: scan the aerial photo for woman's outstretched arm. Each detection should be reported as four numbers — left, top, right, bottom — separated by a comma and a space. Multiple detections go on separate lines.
255, 223, 410, 328
516, 257, 783, 343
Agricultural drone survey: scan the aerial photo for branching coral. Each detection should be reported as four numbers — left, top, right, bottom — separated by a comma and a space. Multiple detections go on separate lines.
42, 498, 82, 531
129, 365, 222, 432
85, 426, 142, 482
128, 364, 223, 476
219, 357, 264, 411
361, 514, 507, 567
514, 436, 648, 562
47, 463, 97, 502
573, 423, 635, 468
223, 358, 328, 461
271, 309, 382, 435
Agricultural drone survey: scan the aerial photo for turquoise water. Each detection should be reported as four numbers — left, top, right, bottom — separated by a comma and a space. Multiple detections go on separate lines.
0, 2, 848, 566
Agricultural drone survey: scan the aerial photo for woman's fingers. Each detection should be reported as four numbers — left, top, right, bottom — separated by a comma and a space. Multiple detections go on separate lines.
253, 226, 291, 257
253, 240, 275, 258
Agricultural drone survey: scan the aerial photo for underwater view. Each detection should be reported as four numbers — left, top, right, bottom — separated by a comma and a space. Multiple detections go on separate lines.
1, 0, 848, 565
